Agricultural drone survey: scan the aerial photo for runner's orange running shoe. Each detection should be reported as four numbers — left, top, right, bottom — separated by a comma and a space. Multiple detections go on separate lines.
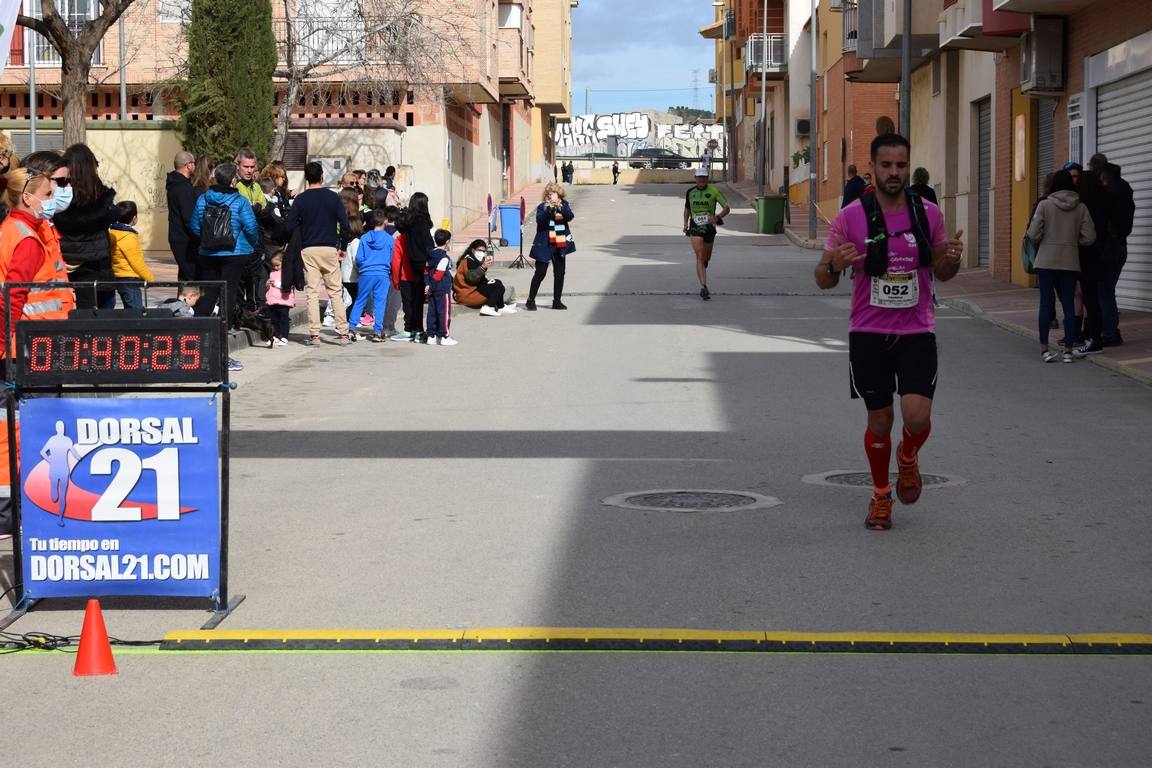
865, 493, 894, 530
895, 444, 922, 505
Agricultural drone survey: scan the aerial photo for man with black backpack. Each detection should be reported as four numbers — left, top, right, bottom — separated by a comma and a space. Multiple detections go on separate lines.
189, 162, 260, 372
815, 133, 965, 532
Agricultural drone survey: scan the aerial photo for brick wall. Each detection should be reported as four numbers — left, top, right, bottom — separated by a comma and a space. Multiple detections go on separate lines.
844, 82, 900, 176
1053, 0, 1150, 165
994, 48, 1016, 283
816, 65, 898, 204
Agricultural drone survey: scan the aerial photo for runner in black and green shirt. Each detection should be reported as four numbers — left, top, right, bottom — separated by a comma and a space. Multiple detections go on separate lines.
683, 168, 730, 300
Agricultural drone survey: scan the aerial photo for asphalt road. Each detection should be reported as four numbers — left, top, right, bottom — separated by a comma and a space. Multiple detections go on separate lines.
4, 183, 1152, 766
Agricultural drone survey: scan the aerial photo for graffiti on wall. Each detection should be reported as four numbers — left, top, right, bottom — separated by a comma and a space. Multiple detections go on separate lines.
556, 112, 727, 158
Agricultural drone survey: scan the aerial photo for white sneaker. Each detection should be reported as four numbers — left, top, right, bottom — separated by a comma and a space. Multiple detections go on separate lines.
426, 336, 439, 345
479, 305, 499, 316
438, 337, 459, 346
321, 315, 335, 328
274, 337, 288, 347
498, 305, 518, 315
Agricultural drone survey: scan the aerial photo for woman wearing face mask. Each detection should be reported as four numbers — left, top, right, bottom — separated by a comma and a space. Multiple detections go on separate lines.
452, 239, 517, 316
54, 143, 118, 310
0, 167, 75, 341
13, 152, 76, 319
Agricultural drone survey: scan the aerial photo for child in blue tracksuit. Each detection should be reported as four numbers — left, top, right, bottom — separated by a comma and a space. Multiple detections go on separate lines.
348, 209, 394, 342
425, 229, 456, 346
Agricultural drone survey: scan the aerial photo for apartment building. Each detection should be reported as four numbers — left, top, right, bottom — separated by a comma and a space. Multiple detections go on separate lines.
0, 0, 570, 249
529, 0, 576, 183
702, 0, 789, 192
798, 0, 899, 214
711, 0, 1150, 312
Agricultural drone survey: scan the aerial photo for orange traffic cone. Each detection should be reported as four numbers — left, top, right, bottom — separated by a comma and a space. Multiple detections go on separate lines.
73, 599, 117, 676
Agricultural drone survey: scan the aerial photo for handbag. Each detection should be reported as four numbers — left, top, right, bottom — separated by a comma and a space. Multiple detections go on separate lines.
1020, 234, 1038, 275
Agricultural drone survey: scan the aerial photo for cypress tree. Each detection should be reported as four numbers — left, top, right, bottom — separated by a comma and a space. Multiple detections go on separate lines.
179, 0, 277, 161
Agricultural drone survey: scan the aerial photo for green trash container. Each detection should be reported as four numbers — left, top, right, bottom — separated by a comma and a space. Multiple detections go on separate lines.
755, 195, 787, 234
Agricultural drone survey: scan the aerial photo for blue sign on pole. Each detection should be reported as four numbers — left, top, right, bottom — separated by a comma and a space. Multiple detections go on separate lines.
18, 397, 220, 599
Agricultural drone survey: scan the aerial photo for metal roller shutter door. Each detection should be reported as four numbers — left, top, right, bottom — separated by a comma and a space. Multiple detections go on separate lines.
977, 99, 991, 267
1036, 101, 1056, 203
1097, 68, 1152, 312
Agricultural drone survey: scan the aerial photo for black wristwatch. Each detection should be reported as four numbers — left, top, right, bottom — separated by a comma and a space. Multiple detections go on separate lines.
825, 261, 839, 275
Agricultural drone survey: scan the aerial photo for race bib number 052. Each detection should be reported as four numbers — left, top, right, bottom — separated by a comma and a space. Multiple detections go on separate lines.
870, 271, 919, 309
18, 397, 220, 598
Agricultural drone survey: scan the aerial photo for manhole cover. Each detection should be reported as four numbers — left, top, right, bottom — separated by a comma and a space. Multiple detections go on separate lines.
602, 489, 782, 513
802, 471, 967, 489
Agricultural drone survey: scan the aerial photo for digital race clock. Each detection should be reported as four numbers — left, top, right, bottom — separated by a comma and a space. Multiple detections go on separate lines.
14, 318, 224, 385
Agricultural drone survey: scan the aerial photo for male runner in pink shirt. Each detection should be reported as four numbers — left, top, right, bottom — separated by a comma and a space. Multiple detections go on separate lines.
815, 133, 965, 531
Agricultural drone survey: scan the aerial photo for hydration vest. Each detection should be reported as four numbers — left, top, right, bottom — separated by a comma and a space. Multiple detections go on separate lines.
859, 190, 933, 277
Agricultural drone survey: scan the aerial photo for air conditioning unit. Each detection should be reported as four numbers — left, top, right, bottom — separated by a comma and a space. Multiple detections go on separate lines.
796, 119, 810, 136
830, 0, 843, 9
1021, 17, 1064, 97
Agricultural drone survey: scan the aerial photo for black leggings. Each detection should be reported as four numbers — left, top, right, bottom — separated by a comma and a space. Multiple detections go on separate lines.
268, 304, 291, 338
194, 254, 250, 326
400, 279, 425, 333
528, 254, 566, 303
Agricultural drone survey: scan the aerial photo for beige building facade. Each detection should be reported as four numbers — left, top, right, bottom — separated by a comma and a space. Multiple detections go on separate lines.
0, 0, 571, 249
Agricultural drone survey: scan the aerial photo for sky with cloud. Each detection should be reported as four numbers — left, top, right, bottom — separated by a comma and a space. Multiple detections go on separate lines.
571, 0, 717, 117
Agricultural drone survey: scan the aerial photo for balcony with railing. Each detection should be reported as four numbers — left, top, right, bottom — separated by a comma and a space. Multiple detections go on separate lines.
842, 0, 858, 52
940, 0, 1028, 51
745, 33, 787, 77
992, 0, 1093, 14
272, 18, 383, 69
498, 25, 533, 98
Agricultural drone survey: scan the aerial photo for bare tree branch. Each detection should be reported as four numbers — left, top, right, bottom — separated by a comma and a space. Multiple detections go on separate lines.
268, 0, 476, 159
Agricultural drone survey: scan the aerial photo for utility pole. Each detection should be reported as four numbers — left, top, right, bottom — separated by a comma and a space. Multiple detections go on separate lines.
757, 0, 768, 197
900, 0, 911, 134
809, 0, 818, 240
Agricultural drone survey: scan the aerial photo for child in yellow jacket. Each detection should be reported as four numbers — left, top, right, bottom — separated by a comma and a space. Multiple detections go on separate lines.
109, 200, 155, 310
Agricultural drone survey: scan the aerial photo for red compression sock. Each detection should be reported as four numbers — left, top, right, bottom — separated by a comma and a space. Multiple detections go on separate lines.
864, 428, 892, 494
899, 421, 932, 460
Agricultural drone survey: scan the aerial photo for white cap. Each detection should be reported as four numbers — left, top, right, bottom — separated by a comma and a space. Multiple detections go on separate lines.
694, 168, 710, 177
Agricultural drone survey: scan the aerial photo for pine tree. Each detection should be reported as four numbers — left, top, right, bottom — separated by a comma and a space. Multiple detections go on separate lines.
179, 0, 277, 161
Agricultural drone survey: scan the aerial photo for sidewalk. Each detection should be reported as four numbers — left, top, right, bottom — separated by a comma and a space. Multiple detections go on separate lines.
936, 269, 1152, 384
451, 182, 549, 264
716, 186, 1152, 385
721, 180, 831, 248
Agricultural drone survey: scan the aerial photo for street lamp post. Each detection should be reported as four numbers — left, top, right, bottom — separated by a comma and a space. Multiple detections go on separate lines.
713, 1, 733, 182
809, 0, 818, 240
757, 0, 768, 197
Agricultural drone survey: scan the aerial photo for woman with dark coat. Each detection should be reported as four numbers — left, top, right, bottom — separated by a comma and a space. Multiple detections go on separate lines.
396, 192, 434, 341
54, 143, 118, 309
526, 182, 575, 311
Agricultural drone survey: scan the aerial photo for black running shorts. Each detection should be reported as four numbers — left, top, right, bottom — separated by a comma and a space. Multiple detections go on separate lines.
848, 331, 938, 411
687, 224, 717, 244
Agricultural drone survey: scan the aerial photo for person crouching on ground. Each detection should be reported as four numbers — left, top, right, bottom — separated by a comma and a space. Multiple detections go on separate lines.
348, 209, 394, 342
526, 183, 575, 311
453, 239, 516, 316
424, 229, 457, 345
108, 200, 154, 310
